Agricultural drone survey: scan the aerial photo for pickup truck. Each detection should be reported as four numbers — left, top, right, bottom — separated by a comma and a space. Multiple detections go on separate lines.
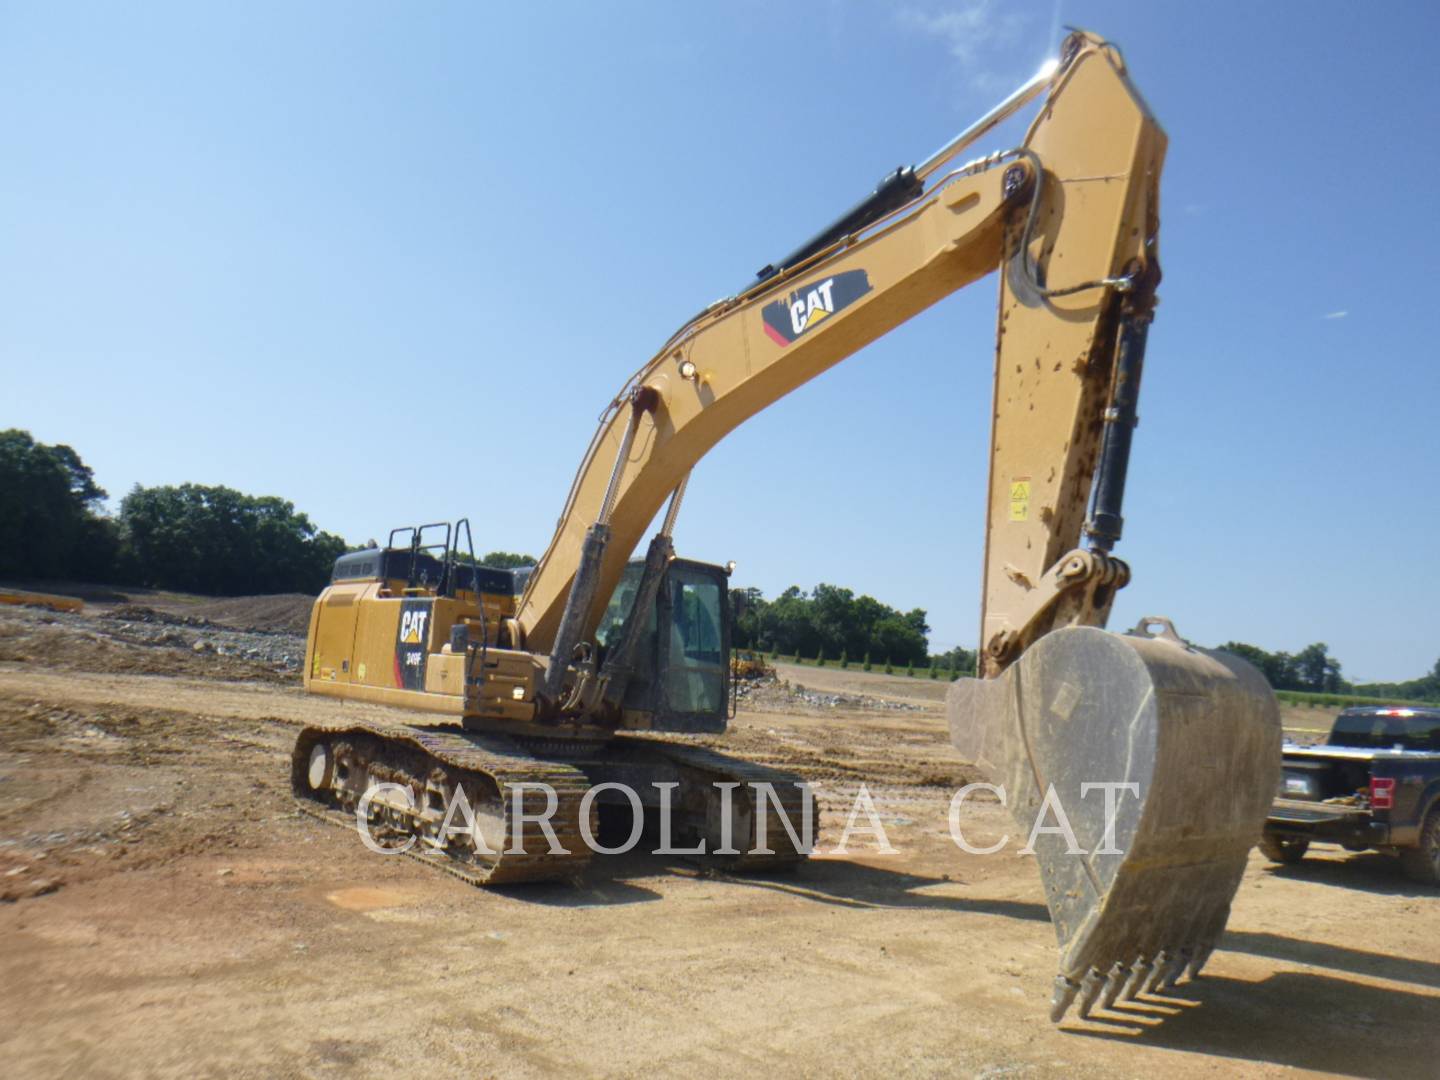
1263, 706, 1440, 884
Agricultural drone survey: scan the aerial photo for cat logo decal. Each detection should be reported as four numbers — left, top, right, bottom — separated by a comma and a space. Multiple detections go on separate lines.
760, 269, 872, 346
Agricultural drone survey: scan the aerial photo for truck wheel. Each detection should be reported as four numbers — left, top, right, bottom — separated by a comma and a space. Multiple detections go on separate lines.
1400, 810, 1440, 886
1260, 834, 1309, 865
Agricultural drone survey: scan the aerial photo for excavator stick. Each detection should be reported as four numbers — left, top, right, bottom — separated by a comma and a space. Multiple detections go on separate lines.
947, 619, 1280, 1021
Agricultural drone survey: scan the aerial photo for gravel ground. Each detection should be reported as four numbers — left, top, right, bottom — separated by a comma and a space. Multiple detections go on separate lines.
1, 656, 1435, 1078
100, 604, 304, 669
736, 673, 925, 712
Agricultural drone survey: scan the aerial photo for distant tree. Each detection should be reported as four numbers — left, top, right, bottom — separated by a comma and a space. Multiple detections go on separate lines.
1218, 641, 1346, 693
1293, 642, 1344, 693
810, 582, 854, 659
740, 582, 932, 664
481, 551, 537, 569
905, 660, 914, 677
884, 657, 894, 675
863, 652, 872, 672
730, 586, 765, 648
931, 646, 978, 677
872, 616, 926, 667
119, 483, 346, 595
816, 647, 826, 668
767, 587, 815, 659
839, 649, 848, 669
1325, 653, 1440, 703
1218, 642, 1298, 690
0, 430, 115, 582
1405, 660, 1440, 699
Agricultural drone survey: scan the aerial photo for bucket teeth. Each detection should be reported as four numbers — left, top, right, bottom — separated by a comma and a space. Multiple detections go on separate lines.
1187, 942, 1214, 980
1049, 975, 1082, 1023
1163, 948, 1193, 988
1144, 951, 1174, 994
1100, 963, 1130, 1011
1076, 968, 1105, 1020
1122, 958, 1152, 1000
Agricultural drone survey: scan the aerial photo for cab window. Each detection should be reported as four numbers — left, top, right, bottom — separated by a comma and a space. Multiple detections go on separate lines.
594, 563, 645, 650
663, 566, 725, 715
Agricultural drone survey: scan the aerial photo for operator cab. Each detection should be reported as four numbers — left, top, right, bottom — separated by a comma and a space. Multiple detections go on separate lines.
594, 557, 731, 733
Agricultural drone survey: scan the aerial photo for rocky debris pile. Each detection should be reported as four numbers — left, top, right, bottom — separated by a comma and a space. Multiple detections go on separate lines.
104, 604, 219, 630
0, 851, 61, 902
0, 604, 302, 679
735, 674, 924, 713
100, 606, 303, 670
159, 593, 316, 635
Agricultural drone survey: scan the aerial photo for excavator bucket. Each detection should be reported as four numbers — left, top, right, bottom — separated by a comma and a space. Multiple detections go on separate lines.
947, 618, 1280, 1021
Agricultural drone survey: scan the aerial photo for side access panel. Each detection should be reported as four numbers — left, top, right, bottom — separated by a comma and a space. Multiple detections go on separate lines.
306, 583, 364, 686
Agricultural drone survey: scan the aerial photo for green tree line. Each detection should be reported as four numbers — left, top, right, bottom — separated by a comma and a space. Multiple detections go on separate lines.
1, 429, 347, 595
7, 431, 1435, 693
1344, 661, 1440, 702
730, 583, 977, 671
1217, 639, 1440, 702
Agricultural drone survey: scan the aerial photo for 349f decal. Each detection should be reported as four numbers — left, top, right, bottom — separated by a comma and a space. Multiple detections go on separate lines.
394, 599, 432, 690
760, 269, 872, 347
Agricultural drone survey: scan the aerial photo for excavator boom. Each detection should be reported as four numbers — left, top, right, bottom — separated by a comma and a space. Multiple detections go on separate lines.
515, 35, 1162, 667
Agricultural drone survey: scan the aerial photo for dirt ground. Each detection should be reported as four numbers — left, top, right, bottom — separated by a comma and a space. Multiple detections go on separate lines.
0, 616, 1436, 1078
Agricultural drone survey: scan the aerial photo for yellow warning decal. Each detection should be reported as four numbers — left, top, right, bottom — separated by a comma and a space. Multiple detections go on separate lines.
1009, 478, 1031, 522
357, 662, 367, 681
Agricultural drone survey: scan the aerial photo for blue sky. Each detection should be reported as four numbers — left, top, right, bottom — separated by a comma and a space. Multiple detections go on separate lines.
3, 2, 1438, 680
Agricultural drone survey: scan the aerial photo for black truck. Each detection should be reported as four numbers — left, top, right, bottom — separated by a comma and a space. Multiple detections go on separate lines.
1263, 706, 1440, 884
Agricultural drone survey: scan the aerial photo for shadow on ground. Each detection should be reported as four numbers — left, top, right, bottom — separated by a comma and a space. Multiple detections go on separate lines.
520, 849, 1051, 919
1264, 850, 1432, 897
1223, 928, 1440, 990
1067, 972, 1436, 1077
712, 858, 1051, 919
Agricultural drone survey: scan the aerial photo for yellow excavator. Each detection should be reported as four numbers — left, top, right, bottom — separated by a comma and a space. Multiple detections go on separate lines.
292, 31, 1280, 1022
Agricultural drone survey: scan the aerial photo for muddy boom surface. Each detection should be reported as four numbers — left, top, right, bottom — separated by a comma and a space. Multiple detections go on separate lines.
291, 725, 811, 885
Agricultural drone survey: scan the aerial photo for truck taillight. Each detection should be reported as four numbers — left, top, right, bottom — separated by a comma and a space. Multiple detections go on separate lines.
1370, 777, 1396, 810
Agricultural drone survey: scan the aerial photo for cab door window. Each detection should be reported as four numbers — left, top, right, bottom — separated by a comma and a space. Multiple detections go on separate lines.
663, 567, 725, 716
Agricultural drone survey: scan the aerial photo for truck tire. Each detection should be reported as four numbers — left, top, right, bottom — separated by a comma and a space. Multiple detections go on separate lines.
1260, 834, 1309, 865
1400, 810, 1440, 886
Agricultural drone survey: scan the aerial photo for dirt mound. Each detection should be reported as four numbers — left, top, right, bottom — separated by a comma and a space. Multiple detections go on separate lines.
104, 604, 217, 629
0, 579, 130, 604
142, 593, 315, 634
0, 611, 294, 683
1, 584, 317, 634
